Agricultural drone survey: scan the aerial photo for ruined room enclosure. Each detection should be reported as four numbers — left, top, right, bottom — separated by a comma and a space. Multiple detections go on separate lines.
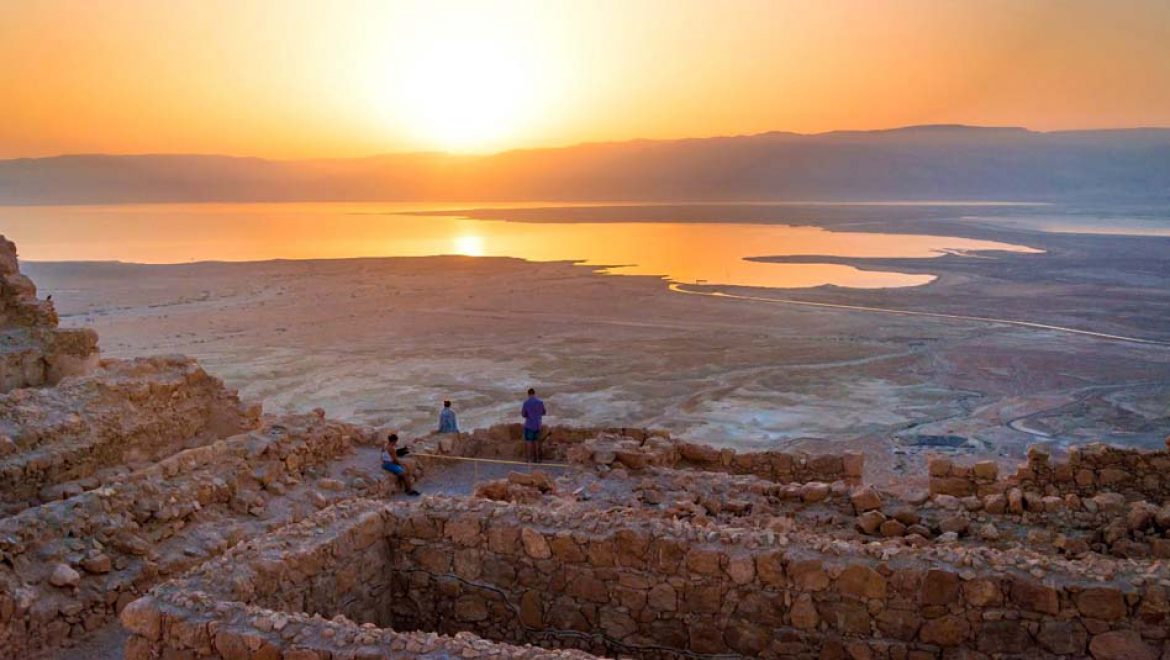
0, 406, 401, 657
419, 424, 1170, 563
127, 494, 1169, 659
122, 428, 1170, 658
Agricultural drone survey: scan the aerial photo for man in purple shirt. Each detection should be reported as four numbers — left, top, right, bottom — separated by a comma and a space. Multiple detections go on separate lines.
521, 388, 547, 463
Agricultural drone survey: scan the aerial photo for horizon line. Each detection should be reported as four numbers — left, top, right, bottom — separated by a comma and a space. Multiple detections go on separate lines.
5, 123, 1170, 164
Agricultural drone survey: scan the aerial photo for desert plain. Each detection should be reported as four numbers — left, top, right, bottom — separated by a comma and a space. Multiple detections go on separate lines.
22, 203, 1170, 488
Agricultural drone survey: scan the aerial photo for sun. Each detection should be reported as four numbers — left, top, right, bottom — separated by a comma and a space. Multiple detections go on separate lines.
389, 20, 539, 152
452, 234, 485, 256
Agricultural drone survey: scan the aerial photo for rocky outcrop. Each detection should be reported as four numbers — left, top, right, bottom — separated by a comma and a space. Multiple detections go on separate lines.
0, 235, 98, 391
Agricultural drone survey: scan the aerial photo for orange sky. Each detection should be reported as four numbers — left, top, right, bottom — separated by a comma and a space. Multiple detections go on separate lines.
2, 0, 1169, 158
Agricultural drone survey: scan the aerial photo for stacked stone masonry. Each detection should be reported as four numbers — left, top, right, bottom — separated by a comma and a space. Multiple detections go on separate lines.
125, 496, 1170, 659
0, 355, 259, 514
416, 424, 864, 484
925, 443, 1170, 560
930, 443, 1170, 502
122, 499, 596, 660
0, 412, 389, 656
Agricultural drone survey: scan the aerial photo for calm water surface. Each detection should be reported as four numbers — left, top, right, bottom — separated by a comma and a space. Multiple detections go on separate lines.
963, 214, 1170, 237
0, 203, 1040, 289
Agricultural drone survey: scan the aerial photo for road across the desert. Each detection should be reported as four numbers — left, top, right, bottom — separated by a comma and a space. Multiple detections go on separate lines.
669, 284, 1170, 348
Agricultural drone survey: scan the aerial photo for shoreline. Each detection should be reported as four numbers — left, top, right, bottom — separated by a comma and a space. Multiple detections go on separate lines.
25, 235, 1170, 483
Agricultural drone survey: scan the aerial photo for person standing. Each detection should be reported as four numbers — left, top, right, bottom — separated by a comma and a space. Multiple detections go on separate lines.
438, 400, 459, 433
521, 388, 547, 463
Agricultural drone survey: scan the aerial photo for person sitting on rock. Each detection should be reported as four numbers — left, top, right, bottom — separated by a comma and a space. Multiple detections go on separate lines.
438, 400, 459, 433
381, 433, 420, 496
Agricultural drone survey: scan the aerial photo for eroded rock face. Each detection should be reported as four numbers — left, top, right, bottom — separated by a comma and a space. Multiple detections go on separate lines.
0, 235, 98, 391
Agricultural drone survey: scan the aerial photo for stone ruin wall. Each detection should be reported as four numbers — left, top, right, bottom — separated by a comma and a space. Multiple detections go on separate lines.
0, 356, 261, 513
926, 443, 1170, 559
126, 497, 1170, 659
417, 423, 863, 485
930, 443, 1170, 503
1018, 443, 1170, 502
0, 235, 98, 391
668, 438, 863, 485
121, 500, 594, 660
0, 413, 387, 657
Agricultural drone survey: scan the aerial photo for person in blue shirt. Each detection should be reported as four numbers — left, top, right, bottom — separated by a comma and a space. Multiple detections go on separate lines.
381, 433, 419, 496
438, 400, 459, 433
521, 388, 547, 463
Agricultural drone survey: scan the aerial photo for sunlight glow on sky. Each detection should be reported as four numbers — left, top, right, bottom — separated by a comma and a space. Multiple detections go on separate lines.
2, 0, 1169, 157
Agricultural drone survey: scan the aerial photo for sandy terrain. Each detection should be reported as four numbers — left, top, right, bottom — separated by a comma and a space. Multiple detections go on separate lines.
25, 208, 1170, 485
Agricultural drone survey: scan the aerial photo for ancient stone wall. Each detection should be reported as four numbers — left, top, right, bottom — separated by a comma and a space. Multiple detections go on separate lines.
0, 356, 260, 512
920, 444, 1170, 560
121, 500, 595, 660
416, 424, 863, 485
1018, 443, 1170, 501
0, 235, 98, 391
0, 414, 382, 656
672, 440, 863, 484
931, 442, 1170, 503
415, 424, 661, 462
128, 497, 1169, 659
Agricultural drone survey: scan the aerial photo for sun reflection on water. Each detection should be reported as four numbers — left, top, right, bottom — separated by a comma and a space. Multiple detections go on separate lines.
452, 234, 485, 256
0, 202, 1042, 290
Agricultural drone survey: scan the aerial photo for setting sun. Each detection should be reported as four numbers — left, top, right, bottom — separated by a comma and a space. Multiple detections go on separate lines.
379, 7, 550, 152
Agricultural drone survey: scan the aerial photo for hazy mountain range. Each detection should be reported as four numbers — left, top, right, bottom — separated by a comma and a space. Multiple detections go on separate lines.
2, 125, 1168, 204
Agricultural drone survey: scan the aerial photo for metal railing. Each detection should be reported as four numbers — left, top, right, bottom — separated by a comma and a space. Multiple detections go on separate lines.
409, 452, 572, 483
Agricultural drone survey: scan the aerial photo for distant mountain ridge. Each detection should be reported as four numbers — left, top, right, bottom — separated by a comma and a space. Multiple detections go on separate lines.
2, 125, 1168, 204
